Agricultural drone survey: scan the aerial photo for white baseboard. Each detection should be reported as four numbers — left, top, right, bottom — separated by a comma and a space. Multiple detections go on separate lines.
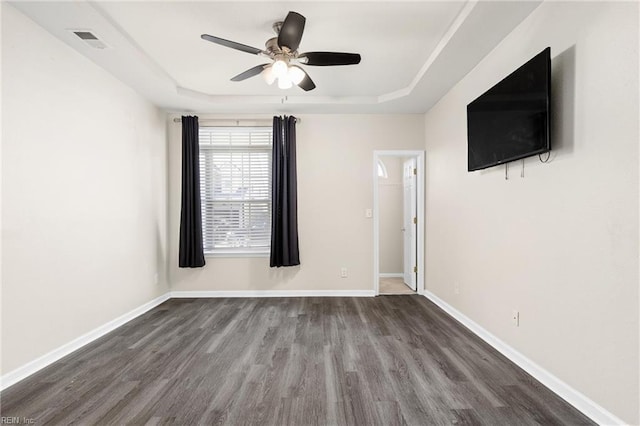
0, 292, 171, 392
379, 273, 403, 278
170, 290, 376, 298
422, 290, 625, 426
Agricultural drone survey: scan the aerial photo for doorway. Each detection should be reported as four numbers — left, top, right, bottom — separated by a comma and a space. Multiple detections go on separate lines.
373, 151, 425, 295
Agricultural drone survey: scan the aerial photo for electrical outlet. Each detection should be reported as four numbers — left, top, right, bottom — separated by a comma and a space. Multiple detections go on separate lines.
340, 267, 348, 278
454, 282, 460, 294
365, 209, 373, 218
512, 310, 520, 327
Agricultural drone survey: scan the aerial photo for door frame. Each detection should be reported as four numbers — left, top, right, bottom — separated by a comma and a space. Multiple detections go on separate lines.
373, 150, 425, 296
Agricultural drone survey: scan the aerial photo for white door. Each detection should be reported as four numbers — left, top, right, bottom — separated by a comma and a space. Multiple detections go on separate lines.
402, 158, 417, 290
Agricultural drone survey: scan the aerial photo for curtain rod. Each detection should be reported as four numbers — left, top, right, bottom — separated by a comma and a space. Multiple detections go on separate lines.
172, 117, 301, 124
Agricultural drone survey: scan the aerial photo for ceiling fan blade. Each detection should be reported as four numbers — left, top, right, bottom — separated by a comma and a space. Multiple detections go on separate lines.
291, 66, 316, 91
299, 52, 361, 66
278, 11, 305, 51
201, 34, 262, 55
230, 64, 270, 81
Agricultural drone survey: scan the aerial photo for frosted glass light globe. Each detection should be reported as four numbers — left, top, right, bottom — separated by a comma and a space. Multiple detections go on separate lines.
262, 66, 276, 85
272, 60, 288, 78
288, 66, 306, 85
277, 75, 293, 89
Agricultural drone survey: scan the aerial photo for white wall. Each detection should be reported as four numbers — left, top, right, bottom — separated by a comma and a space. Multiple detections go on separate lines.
1, 4, 169, 375
169, 114, 424, 292
423, 2, 638, 423
378, 156, 403, 274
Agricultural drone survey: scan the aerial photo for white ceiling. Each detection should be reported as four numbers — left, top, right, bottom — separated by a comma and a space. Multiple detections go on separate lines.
11, 1, 542, 114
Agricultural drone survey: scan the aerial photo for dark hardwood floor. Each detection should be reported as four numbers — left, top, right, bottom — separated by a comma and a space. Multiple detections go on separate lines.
1, 296, 593, 425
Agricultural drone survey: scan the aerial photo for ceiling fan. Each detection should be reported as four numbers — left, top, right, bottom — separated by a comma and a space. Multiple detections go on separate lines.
201, 11, 361, 91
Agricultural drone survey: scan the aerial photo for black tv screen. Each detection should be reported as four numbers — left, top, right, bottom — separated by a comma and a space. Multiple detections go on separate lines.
467, 47, 551, 171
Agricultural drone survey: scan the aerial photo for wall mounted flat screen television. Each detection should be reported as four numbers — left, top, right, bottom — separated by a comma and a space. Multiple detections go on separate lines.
467, 47, 551, 171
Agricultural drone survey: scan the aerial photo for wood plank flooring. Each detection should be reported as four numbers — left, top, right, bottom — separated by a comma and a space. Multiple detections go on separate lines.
1, 296, 594, 425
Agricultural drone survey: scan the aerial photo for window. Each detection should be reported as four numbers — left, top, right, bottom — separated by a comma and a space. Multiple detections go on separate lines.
199, 126, 272, 255
377, 159, 388, 178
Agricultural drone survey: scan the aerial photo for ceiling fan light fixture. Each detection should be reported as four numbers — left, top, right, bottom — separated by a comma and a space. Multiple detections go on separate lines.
288, 66, 305, 85
277, 75, 293, 89
262, 65, 276, 85
201, 11, 361, 92
272, 59, 288, 78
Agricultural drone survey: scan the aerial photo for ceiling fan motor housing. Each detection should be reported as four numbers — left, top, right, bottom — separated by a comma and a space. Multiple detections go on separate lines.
265, 37, 281, 55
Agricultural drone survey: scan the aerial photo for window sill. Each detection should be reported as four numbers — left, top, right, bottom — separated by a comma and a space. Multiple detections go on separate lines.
205, 251, 270, 258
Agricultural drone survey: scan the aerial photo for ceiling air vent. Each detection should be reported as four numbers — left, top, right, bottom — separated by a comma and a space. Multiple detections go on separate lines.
69, 30, 110, 49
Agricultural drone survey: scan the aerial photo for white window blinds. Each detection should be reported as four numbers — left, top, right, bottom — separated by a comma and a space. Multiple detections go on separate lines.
199, 126, 272, 254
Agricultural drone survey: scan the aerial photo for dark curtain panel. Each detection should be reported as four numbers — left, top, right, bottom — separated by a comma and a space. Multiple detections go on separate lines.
179, 115, 206, 268
270, 116, 300, 267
